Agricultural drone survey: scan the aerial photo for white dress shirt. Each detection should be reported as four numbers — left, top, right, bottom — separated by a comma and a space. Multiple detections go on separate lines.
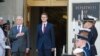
17, 25, 22, 33
42, 22, 47, 32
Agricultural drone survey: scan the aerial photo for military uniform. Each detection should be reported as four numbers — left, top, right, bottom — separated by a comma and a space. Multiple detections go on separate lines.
83, 16, 98, 56
77, 35, 91, 56
73, 28, 91, 56
88, 26, 98, 56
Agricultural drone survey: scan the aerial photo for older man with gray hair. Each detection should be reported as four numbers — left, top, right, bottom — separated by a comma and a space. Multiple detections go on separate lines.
9, 16, 30, 56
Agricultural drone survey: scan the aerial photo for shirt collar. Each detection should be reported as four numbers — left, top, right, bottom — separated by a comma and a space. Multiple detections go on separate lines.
17, 24, 22, 27
42, 21, 47, 25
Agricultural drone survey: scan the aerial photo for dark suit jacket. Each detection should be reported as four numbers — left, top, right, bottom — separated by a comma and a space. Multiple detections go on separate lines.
36, 23, 55, 49
88, 26, 98, 55
9, 25, 30, 52
83, 43, 90, 56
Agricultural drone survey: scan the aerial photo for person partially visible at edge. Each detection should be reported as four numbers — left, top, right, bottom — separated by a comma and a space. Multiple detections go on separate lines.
0, 27, 6, 56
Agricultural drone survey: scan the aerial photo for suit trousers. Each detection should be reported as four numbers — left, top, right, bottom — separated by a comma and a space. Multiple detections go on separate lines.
38, 42, 52, 56
38, 49, 51, 56
12, 52, 25, 56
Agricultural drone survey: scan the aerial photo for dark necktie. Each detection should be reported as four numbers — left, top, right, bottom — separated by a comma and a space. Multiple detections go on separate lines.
43, 24, 46, 33
17, 25, 20, 32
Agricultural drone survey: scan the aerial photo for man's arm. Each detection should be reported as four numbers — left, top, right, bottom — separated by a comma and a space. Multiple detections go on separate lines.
26, 27, 30, 48
9, 27, 18, 42
91, 27, 98, 44
51, 24, 55, 48
25, 27, 30, 53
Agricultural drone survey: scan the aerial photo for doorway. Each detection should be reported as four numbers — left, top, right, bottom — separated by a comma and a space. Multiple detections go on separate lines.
28, 7, 67, 56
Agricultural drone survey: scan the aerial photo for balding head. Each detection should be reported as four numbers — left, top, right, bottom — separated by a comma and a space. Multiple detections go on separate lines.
15, 16, 23, 25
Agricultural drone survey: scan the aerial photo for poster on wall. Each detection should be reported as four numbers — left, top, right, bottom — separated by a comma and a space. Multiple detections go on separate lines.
72, 2, 100, 21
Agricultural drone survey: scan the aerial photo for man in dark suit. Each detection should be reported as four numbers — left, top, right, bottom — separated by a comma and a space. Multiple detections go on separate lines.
9, 16, 30, 56
36, 13, 55, 56
83, 16, 98, 56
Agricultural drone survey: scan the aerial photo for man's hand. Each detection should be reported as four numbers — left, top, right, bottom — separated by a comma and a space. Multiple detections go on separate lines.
51, 48, 56, 52
16, 32, 24, 37
5, 45, 11, 49
26, 48, 30, 53
36, 49, 38, 52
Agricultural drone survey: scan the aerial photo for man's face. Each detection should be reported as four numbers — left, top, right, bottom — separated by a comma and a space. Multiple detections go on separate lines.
76, 39, 86, 47
75, 39, 82, 47
41, 15, 48, 22
83, 21, 93, 28
80, 32, 88, 37
15, 18, 23, 25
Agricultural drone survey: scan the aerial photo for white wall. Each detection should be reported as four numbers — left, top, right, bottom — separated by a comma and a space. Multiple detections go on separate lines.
0, 0, 23, 24
68, 0, 100, 56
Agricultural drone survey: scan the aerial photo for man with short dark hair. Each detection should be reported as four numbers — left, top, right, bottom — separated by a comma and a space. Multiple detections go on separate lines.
36, 13, 55, 56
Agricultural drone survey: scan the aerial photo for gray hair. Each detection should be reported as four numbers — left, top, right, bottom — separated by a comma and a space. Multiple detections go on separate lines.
16, 16, 23, 20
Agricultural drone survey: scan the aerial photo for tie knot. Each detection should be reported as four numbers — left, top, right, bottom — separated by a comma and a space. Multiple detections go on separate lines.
17, 25, 20, 29
44, 24, 45, 27
18, 25, 20, 27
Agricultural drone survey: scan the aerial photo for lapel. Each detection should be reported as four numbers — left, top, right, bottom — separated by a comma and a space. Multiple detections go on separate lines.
21, 25, 24, 32
40, 24, 43, 34
45, 23, 49, 32
43, 23, 49, 34
16, 25, 24, 33
15, 26, 19, 33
